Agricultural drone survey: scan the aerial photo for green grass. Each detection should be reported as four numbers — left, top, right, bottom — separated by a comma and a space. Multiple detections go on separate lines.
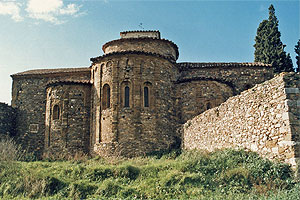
0, 149, 299, 199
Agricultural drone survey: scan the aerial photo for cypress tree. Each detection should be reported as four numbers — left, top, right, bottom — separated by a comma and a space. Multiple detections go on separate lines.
254, 4, 292, 72
295, 40, 300, 72
282, 53, 294, 72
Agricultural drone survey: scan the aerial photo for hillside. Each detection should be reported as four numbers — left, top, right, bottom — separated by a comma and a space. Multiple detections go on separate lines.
0, 149, 299, 199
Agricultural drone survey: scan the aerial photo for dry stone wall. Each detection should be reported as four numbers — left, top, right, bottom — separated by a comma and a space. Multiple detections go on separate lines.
182, 72, 300, 172
0, 103, 16, 138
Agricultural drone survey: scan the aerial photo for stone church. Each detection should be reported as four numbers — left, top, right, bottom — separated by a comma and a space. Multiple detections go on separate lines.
10, 31, 274, 158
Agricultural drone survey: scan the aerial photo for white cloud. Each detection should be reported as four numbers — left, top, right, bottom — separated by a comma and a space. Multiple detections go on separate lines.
60, 4, 80, 15
0, 1, 23, 22
26, 0, 82, 24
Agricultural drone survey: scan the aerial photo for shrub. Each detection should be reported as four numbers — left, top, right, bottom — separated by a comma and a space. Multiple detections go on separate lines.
0, 136, 24, 161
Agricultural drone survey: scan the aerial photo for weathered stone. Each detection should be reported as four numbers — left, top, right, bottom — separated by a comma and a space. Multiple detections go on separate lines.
0, 103, 16, 138
182, 72, 300, 172
7, 30, 299, 177
285, 88, 299, 94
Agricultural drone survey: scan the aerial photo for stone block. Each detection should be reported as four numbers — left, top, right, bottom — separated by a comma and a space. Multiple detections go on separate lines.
285, 88, 299, 94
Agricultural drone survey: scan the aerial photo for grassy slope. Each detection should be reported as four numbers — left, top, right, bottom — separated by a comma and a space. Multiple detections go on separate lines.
0, 149, 299, 199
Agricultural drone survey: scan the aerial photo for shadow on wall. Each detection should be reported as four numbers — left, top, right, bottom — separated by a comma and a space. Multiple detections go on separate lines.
0, 103, 16, 138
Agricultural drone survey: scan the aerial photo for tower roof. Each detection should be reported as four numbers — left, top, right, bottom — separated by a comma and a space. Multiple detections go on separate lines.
101, 30, 179, 61
120, 30, 161, 39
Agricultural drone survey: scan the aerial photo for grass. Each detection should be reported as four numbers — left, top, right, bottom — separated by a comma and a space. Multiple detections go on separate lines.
0, 149, 299, 199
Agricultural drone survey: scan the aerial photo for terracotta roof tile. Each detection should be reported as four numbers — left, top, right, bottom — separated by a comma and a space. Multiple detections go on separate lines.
102, 37, 179, 59
178, 62, 272, 69
11, 67, 90, 77
120, 30, 160, 34
90, 50, 176, 63
46, 80, 92, 87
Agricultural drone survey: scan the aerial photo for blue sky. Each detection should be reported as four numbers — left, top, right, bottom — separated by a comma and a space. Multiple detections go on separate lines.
0, 0, 299, 104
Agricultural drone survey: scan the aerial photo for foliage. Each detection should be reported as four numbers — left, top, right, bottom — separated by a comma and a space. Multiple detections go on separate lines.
0, 135, 36, 162
295, 39, 300, 72
0, 149, 299, 199
254, 4, 294, 73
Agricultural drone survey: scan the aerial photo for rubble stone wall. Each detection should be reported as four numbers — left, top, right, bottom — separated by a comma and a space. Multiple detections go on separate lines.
178, 64, 273, 94
0, 103, 16, 138
182, 73, 300, 172
176, 64, 274, 123
11, 71, 90, 157
44, 84, 91, 157
92, 53, 179, 157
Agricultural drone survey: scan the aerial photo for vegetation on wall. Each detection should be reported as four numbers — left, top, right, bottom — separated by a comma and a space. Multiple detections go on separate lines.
254, 4, 294, 73
0, 147, 299, 200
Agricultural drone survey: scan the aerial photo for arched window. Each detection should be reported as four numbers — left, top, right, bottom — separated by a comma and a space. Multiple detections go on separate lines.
144, 86, 149, 107
53, 105, 60, 120
124, 86, 130, 107
206, 102, 211, 110
102, 84, 110, 110
244, 84, 251, 90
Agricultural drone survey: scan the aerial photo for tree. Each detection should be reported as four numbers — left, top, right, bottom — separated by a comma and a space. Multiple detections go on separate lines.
254, 4, 293, 72
282, 53, 294, 72
295, 40, 300, 72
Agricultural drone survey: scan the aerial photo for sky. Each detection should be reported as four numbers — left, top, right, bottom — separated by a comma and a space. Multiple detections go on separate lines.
0, 0, 299, 104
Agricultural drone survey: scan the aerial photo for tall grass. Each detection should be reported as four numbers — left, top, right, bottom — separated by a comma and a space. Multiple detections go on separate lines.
0, 149, 299, 199
0, 135, 36, 162
0, 136, 24, 161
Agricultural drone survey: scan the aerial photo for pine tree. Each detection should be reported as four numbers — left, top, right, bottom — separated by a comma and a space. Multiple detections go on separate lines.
254, 4, 292, 72
295, 40, 300, 72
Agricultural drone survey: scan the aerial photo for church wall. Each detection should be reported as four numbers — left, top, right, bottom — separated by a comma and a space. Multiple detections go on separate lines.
282, 73, 300, 175
176, 64, 274, 123
0, 103, 16, 138
178, 64, 274, 94
11, 71, 90, 158
182, 72, 300, 174
176, 80, 233, 123
44, 84, 91, 157
93, 54, 179, 157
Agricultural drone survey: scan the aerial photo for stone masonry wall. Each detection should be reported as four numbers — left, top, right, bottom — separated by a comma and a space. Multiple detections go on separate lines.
44, 84, 91, 157
182, 73, 300, 172
282, 73, 300, 174
0, 103, 16, 138
178, 63, 273, 94
176, 64, 274, 124
176, 80, 233, 123
93, 53, 179, 157
11, 70, 90, 158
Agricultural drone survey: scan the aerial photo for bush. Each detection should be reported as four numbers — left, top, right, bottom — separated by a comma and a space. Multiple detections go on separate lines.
0, 136, 24, 161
